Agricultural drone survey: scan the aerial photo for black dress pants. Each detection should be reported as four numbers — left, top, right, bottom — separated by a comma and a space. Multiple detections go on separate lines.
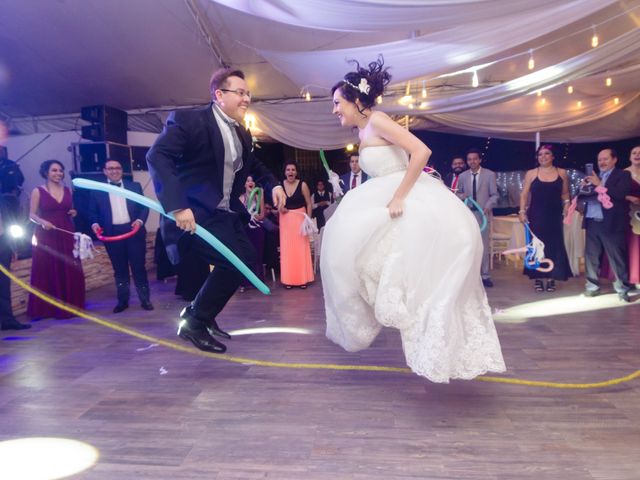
104, 225, 149, 299
179, 210, 256, 322
584, 219, 630, 293
0, 235, 16, 323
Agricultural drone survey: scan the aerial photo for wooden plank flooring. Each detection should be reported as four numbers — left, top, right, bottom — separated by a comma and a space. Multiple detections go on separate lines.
1, 265, 639, 479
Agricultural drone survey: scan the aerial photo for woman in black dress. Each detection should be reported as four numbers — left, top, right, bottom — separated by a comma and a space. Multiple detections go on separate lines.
519, 145, 571, 291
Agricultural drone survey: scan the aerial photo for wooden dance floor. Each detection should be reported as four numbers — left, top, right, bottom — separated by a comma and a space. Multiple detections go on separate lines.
1, 265, 639, 479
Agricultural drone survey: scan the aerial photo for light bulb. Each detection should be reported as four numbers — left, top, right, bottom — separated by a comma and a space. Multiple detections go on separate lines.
528, 50, 534, 70
305, 91, 311, 101
540, 98, 546, 105
606, 77, 612, 87
376, 96, 382, 104
614, 97, 620, 105
472, 70, 479, 88
536, 90, 542, 97
591, 26, 599, 48
577, 100, 582, 108
567, 85, 573, 94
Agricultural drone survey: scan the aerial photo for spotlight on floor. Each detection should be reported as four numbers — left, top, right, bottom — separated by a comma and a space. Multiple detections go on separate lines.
493, 292, 636, 323
0, 437, 99, 479
228, 327, 314, 336
8, 224, 24, 238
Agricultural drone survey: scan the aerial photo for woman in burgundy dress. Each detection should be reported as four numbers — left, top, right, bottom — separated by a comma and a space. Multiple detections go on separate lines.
28, 160, 85, 318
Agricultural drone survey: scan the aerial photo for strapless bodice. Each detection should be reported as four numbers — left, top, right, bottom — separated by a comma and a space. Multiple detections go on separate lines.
359, 145, 408, 178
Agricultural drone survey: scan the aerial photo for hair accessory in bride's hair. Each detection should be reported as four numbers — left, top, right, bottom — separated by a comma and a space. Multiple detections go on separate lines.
345, 77, 371, 95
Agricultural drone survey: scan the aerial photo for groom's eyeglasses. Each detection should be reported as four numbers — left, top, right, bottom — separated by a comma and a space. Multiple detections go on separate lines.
219, 88, 252, 99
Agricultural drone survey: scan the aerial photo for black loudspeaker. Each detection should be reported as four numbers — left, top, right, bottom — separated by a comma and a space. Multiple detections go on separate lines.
131, 146, 150, 171
80, 105, 128, 144
75, 142, 132, 173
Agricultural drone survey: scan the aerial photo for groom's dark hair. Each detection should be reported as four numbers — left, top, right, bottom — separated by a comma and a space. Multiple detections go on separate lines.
209, 68, 245, 96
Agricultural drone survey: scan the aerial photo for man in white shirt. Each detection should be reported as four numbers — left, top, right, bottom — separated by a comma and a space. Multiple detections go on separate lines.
340, 153, 369, 193
89, 159, 152, 313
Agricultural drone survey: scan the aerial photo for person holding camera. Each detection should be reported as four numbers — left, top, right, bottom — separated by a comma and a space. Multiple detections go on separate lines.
582, 148, 633, 302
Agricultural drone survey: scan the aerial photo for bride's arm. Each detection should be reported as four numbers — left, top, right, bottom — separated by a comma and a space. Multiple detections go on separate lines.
368, 111, 431, 217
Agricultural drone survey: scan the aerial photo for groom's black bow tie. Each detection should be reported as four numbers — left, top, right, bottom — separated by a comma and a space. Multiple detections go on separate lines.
108, 181, 123, 187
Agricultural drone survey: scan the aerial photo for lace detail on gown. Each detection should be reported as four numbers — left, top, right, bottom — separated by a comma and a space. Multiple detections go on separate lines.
321, 145, 505, 382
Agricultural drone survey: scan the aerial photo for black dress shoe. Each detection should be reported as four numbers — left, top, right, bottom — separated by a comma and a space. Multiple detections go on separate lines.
618, 292, 631, 303
1, 319, 32, 330
113, 303, 129, 313
177, 319, 226, 353
207, 318, 231, 340
482, 278, 494, 288
141, 301, 154, 311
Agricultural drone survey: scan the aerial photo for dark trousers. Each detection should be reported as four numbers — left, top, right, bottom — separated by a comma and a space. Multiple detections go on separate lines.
0, 235, 16, 324
180, 210, 256, 323
584, 219, 630, 293
104, 225, 149, 302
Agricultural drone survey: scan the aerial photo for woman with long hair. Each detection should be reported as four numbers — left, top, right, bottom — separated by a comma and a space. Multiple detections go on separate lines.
321, 57, 504, 382
28, 160, 85, 318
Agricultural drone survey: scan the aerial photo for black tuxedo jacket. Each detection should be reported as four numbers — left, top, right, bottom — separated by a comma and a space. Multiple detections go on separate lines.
582, 167, 632, 233
340, 171, 368, 193
146, 103, 279, 261
88, 179, 149, 236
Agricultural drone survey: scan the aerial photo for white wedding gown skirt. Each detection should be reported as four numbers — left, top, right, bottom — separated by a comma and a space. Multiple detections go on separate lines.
321, 145, 505, 382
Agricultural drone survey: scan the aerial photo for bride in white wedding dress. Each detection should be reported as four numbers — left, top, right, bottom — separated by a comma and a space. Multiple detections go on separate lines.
321, 58, 505, 382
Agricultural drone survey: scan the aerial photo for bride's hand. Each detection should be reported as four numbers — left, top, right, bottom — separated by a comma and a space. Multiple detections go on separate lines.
387, 198, 404, 218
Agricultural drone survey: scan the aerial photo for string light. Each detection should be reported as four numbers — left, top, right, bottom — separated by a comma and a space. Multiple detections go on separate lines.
614, 97, 620, 105
536, 90, 542, 97
567, 85, 574, 94
528, 49, 535, 70
472, 69, 479, 88
591, 26, 599, 48
346, 144, 354, 151
421, 80, 427, 98
577, 100, 583, 107
305, 91, 311, 101
540, 97, 546, 105
605, 77, 612, 87
376, 96, 383, 104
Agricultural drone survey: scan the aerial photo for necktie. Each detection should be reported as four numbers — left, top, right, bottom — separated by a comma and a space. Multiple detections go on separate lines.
351, 173, 358, 189
472, 173, 478, 201
451, 174, 458, 191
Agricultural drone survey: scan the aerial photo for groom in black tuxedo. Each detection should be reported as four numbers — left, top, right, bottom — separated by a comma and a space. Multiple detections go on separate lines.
147, 68, 285, 353
89, 158, 152, 313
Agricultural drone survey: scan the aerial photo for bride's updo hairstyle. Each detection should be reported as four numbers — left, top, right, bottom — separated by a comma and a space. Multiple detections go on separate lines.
331, 56, 391, 112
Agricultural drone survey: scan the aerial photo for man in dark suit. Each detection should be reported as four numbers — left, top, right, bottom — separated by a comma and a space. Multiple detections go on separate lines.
582, 148, 633, 302
340, 153, 368, 193
89, 158, 153, 313
0, 203, 31, 330
147, 67, 285, 353
443, 156, 466, 195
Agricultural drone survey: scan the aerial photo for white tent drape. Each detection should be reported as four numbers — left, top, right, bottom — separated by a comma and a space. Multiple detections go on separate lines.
211, 0, 566, 33
254, 0, 618, 89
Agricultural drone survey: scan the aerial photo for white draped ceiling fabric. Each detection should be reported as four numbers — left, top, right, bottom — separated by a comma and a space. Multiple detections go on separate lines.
213, 0, 640, 150
2, 0, 639, 150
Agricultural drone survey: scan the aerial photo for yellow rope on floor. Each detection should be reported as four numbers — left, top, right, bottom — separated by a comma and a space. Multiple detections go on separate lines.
2, 263, 638, 389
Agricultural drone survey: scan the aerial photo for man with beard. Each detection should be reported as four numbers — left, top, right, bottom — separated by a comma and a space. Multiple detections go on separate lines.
444, 156, 466, 195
